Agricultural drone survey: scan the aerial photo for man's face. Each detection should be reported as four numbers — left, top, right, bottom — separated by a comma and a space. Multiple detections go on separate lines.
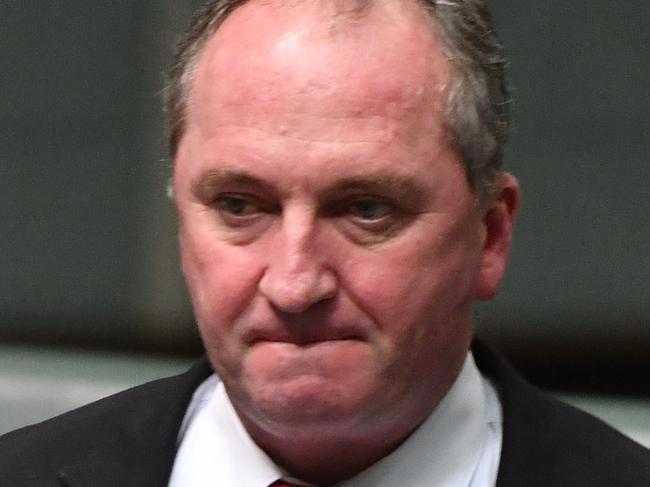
174, 0, 512, 437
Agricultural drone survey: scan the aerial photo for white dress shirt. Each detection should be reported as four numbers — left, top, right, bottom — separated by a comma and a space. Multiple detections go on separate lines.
168, 352, 502, 487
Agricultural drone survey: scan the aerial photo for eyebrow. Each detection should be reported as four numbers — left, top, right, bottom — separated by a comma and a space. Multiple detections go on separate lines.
323, 174, 428, 205
331, 174, 423, 193
192, 168, 429, 205
192, 168, 277, 201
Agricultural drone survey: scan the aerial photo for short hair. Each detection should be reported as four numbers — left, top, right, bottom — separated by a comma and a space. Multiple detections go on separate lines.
163, 0, 511, 198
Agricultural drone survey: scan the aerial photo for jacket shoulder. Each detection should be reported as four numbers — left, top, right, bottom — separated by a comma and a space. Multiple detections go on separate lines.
0, 358, 212, 486
473, 340, 650, 487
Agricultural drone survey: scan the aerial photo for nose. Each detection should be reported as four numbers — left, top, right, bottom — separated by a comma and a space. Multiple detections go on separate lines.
258, 214, 337, 313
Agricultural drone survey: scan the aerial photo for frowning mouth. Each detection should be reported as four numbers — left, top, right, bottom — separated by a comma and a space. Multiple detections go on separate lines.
241, 321, 368, 347
249, 335, 365, 347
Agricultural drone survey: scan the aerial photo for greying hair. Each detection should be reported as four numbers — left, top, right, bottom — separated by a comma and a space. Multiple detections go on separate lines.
163, 0, 511, 198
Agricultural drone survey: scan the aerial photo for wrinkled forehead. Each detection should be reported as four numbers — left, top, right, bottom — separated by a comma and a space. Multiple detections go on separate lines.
189, 0, 450, 121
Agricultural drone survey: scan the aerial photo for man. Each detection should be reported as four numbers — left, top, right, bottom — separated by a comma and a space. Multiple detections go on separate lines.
1, 0, 649, 486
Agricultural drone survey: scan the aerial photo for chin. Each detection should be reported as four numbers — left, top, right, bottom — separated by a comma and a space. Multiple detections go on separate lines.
239, 359, 380, 430
252, 395, 374, 437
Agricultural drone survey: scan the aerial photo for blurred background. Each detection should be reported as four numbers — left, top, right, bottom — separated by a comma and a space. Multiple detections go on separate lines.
1, 1, 648, 444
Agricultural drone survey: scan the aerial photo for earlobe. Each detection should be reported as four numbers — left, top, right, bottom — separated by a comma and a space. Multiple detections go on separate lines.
474, 172, 520, 301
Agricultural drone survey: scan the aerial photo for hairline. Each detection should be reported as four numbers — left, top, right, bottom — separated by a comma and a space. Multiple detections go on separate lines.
164, 0, 509, 201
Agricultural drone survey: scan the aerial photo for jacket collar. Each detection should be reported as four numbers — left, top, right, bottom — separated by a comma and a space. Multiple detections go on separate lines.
57, 358, 213, 487
56, 341, 596, 487
472, 339, 576, 487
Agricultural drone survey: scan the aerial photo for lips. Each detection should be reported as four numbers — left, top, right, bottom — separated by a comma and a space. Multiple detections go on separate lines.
242, 322, 366, 346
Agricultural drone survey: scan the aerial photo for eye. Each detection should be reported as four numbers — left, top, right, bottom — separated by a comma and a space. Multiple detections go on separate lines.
349, 199, 392, 222
334, 196, 412, 241
210, 192, 278, 243
215, 194, 258, 217
213, 193, 276, 230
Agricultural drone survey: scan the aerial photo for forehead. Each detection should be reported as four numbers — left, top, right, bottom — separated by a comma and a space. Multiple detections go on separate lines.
188, 0, 450, 132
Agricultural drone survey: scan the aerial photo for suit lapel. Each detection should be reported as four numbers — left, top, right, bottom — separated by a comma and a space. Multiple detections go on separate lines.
57, 358, 213, 487
472, 340, 545, 486
55, 345, 537, 487
473, 340, 574, 487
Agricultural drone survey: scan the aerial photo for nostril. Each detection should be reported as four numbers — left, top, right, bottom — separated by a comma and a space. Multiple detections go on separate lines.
258, 268, 338, 313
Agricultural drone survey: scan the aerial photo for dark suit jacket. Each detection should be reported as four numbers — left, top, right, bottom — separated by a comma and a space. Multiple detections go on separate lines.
1, 341, 649, 486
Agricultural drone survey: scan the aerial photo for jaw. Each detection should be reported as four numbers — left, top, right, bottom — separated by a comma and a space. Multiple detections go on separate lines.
227, 340, 471, 487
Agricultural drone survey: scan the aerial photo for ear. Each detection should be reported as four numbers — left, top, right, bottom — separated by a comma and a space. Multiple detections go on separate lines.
474, 172, 520, 301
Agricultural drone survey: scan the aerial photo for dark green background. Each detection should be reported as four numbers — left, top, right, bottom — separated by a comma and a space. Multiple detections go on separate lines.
1, 2, 648, 393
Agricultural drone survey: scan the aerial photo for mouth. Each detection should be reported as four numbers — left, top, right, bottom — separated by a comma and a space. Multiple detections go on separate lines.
251, 335, 364, 347
244, 327, 366, 347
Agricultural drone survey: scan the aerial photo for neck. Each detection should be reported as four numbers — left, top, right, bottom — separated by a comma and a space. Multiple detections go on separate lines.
241, 414, 422, 485
234, 360, 466, 485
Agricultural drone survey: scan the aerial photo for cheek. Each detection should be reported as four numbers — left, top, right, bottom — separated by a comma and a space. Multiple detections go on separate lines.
179, 226, 263, 346
341, 232, 480, 348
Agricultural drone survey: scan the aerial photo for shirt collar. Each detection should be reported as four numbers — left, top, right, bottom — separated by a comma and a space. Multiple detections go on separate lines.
345, 353, 488, 487
169, 353, 492, 487
169, 375, 284, 487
